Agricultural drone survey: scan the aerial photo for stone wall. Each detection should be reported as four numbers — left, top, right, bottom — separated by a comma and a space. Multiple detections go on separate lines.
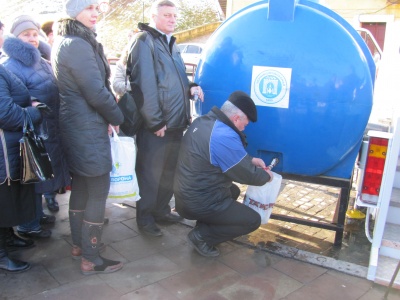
174, 22, 222, 44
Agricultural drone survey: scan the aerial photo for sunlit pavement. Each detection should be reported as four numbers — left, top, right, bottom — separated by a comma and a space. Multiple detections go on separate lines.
1, 188, 399, 300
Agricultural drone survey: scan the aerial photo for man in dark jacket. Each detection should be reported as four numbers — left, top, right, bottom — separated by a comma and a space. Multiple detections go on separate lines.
174, 91, 273, 257
127, 0, 204, 236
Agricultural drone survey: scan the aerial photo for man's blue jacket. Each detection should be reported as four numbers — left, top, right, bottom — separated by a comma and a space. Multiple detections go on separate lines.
174, 106, 270, 219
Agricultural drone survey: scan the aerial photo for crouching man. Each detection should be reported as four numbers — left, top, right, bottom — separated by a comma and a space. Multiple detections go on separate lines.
173, 91, 273, 257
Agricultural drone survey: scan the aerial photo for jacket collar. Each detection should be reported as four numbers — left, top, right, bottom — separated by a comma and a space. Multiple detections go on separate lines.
57, 18, 111, 84
138, 22, 163, 39
138, 22, 176, 53
57, 18, 97, 49
210, 106, 248, 147
2, 36, 41, 67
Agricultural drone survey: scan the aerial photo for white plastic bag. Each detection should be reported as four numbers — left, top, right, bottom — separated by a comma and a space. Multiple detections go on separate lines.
243, 171, 282, 224
108, 128, 140, 201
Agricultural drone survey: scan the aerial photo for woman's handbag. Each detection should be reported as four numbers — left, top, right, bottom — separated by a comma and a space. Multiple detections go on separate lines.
118, 91, 143, 136
243, 171, 282, 224
108, 127, 140, 201
20, 110, 54, 184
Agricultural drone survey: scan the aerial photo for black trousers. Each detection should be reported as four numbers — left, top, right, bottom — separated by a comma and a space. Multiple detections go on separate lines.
196, 185, 261, 246
135, 128, 183, 226
0, 181, 35, 227
69, 173, 110, 223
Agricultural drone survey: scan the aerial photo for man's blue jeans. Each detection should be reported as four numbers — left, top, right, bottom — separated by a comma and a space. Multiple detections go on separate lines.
44, 192, 56, 200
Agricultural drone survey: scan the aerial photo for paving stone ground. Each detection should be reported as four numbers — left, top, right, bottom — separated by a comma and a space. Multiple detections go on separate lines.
1, 183, 399, 299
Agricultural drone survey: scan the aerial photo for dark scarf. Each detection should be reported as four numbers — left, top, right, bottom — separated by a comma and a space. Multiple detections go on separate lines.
211, 106, 248, 147
57, 18, 112, 88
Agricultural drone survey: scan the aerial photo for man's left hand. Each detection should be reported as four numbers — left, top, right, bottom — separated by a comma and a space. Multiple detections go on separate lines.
252, 157, 266, 168
190, 86, 204, 101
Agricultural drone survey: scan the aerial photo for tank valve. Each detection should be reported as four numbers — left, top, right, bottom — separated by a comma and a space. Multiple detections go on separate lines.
268, 158, 279, 170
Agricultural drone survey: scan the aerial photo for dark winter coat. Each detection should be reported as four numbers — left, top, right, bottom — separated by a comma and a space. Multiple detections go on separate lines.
174, 107, 270, 219
127, 22, 196, 133
51, 19, 123, 177
2, 36, 71, 193
0, 65, 42, 225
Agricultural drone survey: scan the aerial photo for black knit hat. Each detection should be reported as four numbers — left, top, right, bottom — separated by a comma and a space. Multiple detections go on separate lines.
228, 91, 257, 122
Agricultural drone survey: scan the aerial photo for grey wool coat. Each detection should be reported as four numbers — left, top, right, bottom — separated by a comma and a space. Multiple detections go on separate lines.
51, 19, 123, 177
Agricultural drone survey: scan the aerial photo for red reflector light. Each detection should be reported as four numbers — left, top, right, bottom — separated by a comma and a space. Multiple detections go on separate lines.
360, 137, 388, 204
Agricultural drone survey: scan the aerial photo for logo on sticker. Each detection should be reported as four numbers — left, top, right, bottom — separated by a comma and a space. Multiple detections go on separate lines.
254, 69, 288, 104
111, 161, 121, 175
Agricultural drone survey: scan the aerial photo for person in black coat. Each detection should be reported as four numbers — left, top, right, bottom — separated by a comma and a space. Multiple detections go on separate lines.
174, 92, 272, 257
52, 0, 124, 275
0, 64, 44, 272
127, 0, 204, 238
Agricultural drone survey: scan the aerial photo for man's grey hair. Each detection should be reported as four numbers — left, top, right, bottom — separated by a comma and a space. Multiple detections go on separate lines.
151, 0, 176, 16
221, 101, 246, 119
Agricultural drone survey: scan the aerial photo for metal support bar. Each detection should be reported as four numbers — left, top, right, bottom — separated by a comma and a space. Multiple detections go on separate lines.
384, 260, 400, 299
270, 214, 341, 231
270, 173, 352, 246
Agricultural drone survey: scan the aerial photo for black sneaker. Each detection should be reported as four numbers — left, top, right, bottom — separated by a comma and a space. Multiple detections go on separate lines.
154, 212, 183, 224
45, 198, 59, 212
5, 228, 35, 251
40, 214, 56, 225
17, 228, 52, 238
187, 228, 220, 257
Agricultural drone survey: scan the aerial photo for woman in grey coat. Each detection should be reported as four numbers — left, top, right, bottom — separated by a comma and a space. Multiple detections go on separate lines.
52, 0, 124, 275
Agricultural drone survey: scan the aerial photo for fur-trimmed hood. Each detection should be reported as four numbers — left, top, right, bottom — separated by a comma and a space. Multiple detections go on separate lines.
2, 35, 41, 67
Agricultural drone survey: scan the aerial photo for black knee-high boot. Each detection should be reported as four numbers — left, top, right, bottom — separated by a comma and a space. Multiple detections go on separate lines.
69, 210, 84, 259
70, 211, 106, 259
81, 222, 103, 264
69, 210, 84, 247
0, 227, 31, 272
80, 222, 122, 275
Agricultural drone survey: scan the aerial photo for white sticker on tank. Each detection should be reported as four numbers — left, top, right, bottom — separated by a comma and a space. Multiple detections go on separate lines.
251, 66, 291, 108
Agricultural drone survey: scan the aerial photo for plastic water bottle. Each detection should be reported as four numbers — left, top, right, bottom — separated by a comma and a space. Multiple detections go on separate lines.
191, 90, 202, 118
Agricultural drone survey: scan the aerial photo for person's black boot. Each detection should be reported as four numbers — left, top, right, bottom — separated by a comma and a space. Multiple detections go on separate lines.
187, 227, 220, 257
5, 227, 34, 251
0, 228, 31, 273
69, 210, 84, 259
45, 197, 59, 212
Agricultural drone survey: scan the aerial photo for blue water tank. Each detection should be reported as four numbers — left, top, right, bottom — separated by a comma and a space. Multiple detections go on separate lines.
196, 0, 375, 179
